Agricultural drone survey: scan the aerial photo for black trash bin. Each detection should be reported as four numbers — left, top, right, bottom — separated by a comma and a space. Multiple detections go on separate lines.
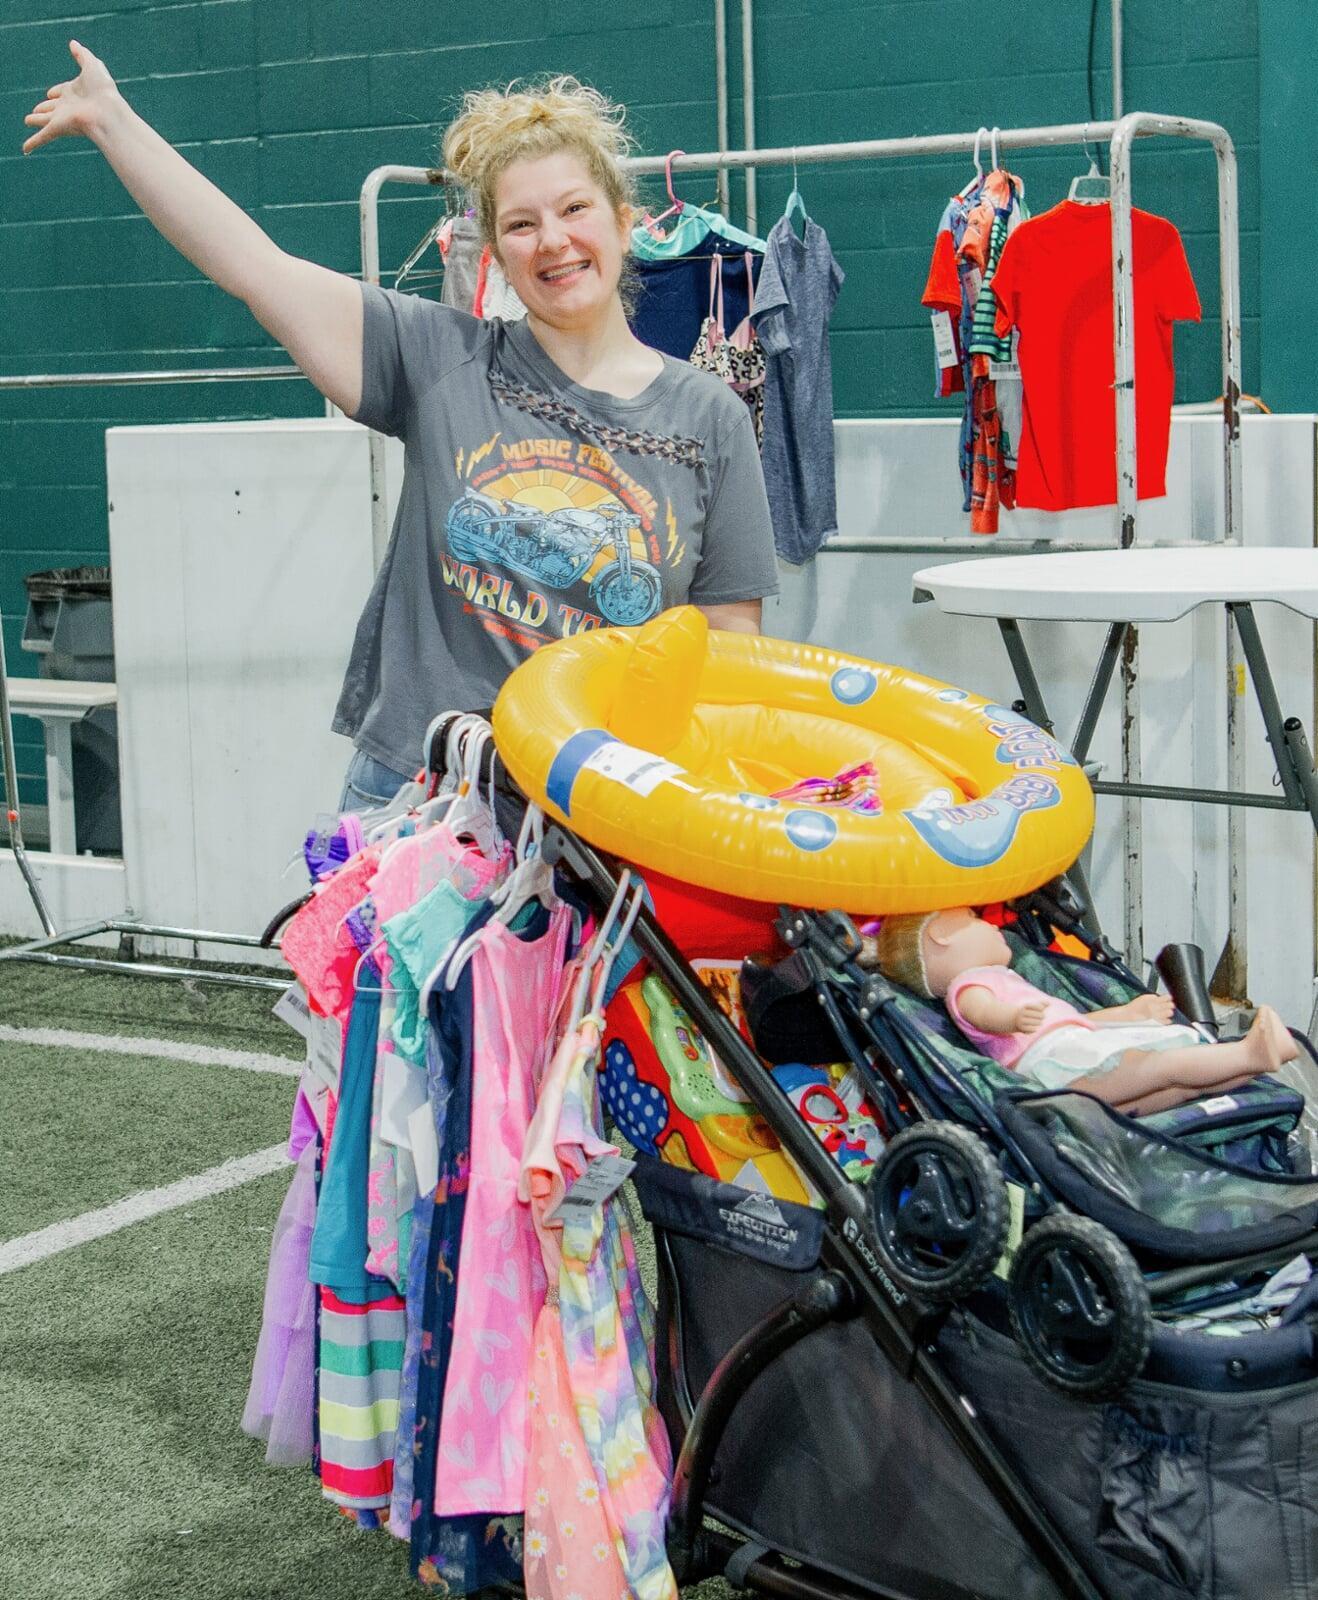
21, 566, 122, 855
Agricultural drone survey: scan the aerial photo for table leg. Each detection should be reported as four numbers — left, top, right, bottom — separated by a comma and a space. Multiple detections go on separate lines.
994, 620, 1103, 938
44, 718, 76, 857
1072, 624, 1127, 765
996, 619, 1055, 734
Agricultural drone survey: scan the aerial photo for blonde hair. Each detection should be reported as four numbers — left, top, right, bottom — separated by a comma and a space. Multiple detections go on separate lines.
442, 75, 637, 249
874, 912, 939, 998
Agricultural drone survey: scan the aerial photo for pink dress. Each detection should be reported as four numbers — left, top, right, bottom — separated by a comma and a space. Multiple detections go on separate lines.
519, 992, 677, 1600
433, 908, 571, 1516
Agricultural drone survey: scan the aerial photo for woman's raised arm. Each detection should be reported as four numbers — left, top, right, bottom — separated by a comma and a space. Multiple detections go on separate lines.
24, 41, 363, 414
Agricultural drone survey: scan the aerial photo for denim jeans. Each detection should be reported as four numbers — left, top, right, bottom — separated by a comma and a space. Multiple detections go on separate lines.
338, 747, 414, 815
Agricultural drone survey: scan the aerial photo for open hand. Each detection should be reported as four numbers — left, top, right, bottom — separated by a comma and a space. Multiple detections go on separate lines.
22, 41, 119, 154
1012, 999, 1049, 1034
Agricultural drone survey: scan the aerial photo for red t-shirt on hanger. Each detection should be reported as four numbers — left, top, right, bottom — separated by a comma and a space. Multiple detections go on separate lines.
990, 200, 1201, 511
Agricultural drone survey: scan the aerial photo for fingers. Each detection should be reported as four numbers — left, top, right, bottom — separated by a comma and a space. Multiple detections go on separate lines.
22, 124, 57, 155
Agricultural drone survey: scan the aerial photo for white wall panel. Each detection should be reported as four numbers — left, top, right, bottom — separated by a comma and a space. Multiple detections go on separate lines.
107, 419, 383, 947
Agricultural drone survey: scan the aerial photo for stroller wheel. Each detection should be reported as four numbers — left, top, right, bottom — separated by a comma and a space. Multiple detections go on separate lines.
868, 1123, 1009, 1301
1008, 1213, 1152, 1399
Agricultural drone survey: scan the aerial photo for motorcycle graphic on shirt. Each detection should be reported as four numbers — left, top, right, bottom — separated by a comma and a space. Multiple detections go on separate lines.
445, 489, 662, 626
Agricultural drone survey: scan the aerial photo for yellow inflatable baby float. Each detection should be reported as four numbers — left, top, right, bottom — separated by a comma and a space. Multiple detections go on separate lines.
492, 607, 1094, 912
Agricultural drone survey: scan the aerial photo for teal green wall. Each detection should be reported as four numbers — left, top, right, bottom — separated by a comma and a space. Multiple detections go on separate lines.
0, 0, 1297, 803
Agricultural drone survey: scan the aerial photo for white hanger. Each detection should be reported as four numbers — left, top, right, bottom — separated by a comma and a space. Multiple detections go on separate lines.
958, 127, 987, 198
1069, 125, 1111, 204
441, 806, 558, 994
437, 722, 502, 858
989, 125, 1001, 171
566, 869, 632, 1030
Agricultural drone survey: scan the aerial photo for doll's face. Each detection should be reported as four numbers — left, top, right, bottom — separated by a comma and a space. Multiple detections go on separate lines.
921, 907, 1012, 997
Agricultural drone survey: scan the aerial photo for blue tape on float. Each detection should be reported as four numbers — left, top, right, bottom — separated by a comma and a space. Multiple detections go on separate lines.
545, 728, 615, 817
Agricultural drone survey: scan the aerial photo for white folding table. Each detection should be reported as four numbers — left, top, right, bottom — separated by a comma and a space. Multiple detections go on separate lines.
913, 548, 1318, 982
6, 678, 118, 856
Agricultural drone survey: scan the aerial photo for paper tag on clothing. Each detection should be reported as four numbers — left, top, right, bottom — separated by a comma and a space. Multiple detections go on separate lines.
582, 740, 685, 799
545, 1153, 636, 1222
409, 1100, 440, 1197
306, 1012, 342, 1092
272, 982, 314, 1040
988, 331, 1020, 380
930, 310, 958, 369
1199, 1094, 1239, 1116
298, 1064, 331, 1138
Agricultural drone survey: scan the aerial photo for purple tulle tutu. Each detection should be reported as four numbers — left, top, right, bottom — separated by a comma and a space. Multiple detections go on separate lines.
242, 1142, 318, 1464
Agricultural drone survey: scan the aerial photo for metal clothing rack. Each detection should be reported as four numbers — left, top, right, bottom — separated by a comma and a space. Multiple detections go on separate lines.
0, 113, 1239, 998
359, 111, 1243, 985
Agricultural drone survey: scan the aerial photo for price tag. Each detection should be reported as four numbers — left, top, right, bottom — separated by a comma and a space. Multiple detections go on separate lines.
583, 740, 684, 799
545, 1153, 636, 1223
273, 982, 313, 1040
306, 1012, 343, 1092
930, 310, 958, 369
988, 330, 1020, 380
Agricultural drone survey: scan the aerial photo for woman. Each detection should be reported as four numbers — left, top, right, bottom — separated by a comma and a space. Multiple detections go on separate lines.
24, 48, 779, 814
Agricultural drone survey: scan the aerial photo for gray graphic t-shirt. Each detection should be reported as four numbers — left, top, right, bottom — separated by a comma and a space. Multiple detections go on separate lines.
336, 284, 778, 774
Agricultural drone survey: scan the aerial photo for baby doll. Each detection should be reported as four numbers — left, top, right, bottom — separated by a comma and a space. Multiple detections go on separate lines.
871, 906, 1297, 1116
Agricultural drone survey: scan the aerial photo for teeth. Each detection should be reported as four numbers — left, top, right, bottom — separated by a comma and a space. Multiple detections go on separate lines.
542, 263, 587, 281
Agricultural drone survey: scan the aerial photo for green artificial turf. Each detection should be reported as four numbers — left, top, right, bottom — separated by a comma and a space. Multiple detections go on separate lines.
0, 1040, 295, 1241
0, 938, 300, 1059
0, 1159, 734, 1600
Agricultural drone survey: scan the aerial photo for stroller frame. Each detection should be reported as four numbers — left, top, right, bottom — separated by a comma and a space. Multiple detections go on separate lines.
542, 824, 1110, 1600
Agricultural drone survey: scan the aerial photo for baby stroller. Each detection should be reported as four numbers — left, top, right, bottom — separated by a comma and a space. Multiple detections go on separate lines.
542, 824, 1318, 1600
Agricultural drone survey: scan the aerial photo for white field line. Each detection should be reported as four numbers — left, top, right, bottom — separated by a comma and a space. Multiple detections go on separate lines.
0, 1024, 300, 1077
0, 1145, 289, 1275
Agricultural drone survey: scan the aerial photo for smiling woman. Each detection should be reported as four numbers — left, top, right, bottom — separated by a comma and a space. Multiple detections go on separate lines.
22, 56, 779, 809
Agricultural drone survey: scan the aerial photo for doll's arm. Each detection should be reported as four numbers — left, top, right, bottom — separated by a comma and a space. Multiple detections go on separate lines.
1087, 993, 1175, 1027
954, 984, 1048, 1036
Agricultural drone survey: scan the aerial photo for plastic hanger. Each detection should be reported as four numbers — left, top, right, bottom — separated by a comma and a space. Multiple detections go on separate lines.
989, 125, 1001, 172
783, 147, 808, 237
644, 149, 688, 232
584, 878, 645, 1021
434, 806, 557, 998
1070, 125, 1111, 204
566, 869, 632, 1030
1069, 159, 1111, 203
957, 127, 988, 199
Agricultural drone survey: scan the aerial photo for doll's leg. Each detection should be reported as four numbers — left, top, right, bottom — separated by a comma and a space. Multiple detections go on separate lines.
1072, 1006, 1297, 1117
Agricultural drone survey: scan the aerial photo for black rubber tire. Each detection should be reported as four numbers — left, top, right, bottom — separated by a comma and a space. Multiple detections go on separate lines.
867, 1122, 1010, 1301
1008, 1212, 1152, 1399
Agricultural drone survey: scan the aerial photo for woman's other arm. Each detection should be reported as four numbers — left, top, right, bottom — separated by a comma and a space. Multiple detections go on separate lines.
24, 42, 362, 413
696, 599, 761, 634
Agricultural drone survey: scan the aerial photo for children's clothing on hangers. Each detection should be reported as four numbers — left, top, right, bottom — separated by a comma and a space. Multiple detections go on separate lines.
751, 213, 845, 563
689, 253, 766, 443
631, 243, 762, 361
991, 200, 1200, 510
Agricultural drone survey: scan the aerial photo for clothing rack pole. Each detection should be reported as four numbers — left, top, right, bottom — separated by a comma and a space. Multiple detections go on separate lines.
1107, 112, 1242, 986
712, 0, 731, 215
740, 0, 758, 233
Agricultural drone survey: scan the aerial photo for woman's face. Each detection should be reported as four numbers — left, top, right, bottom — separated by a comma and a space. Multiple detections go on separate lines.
493, 150, 630, 331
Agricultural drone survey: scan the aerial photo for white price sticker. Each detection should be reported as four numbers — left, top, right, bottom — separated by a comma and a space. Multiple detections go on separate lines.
545, 1153, 636, 1223
930, 310, 958, 369
583, 740, 684, 799
273, 982, 313, 1040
